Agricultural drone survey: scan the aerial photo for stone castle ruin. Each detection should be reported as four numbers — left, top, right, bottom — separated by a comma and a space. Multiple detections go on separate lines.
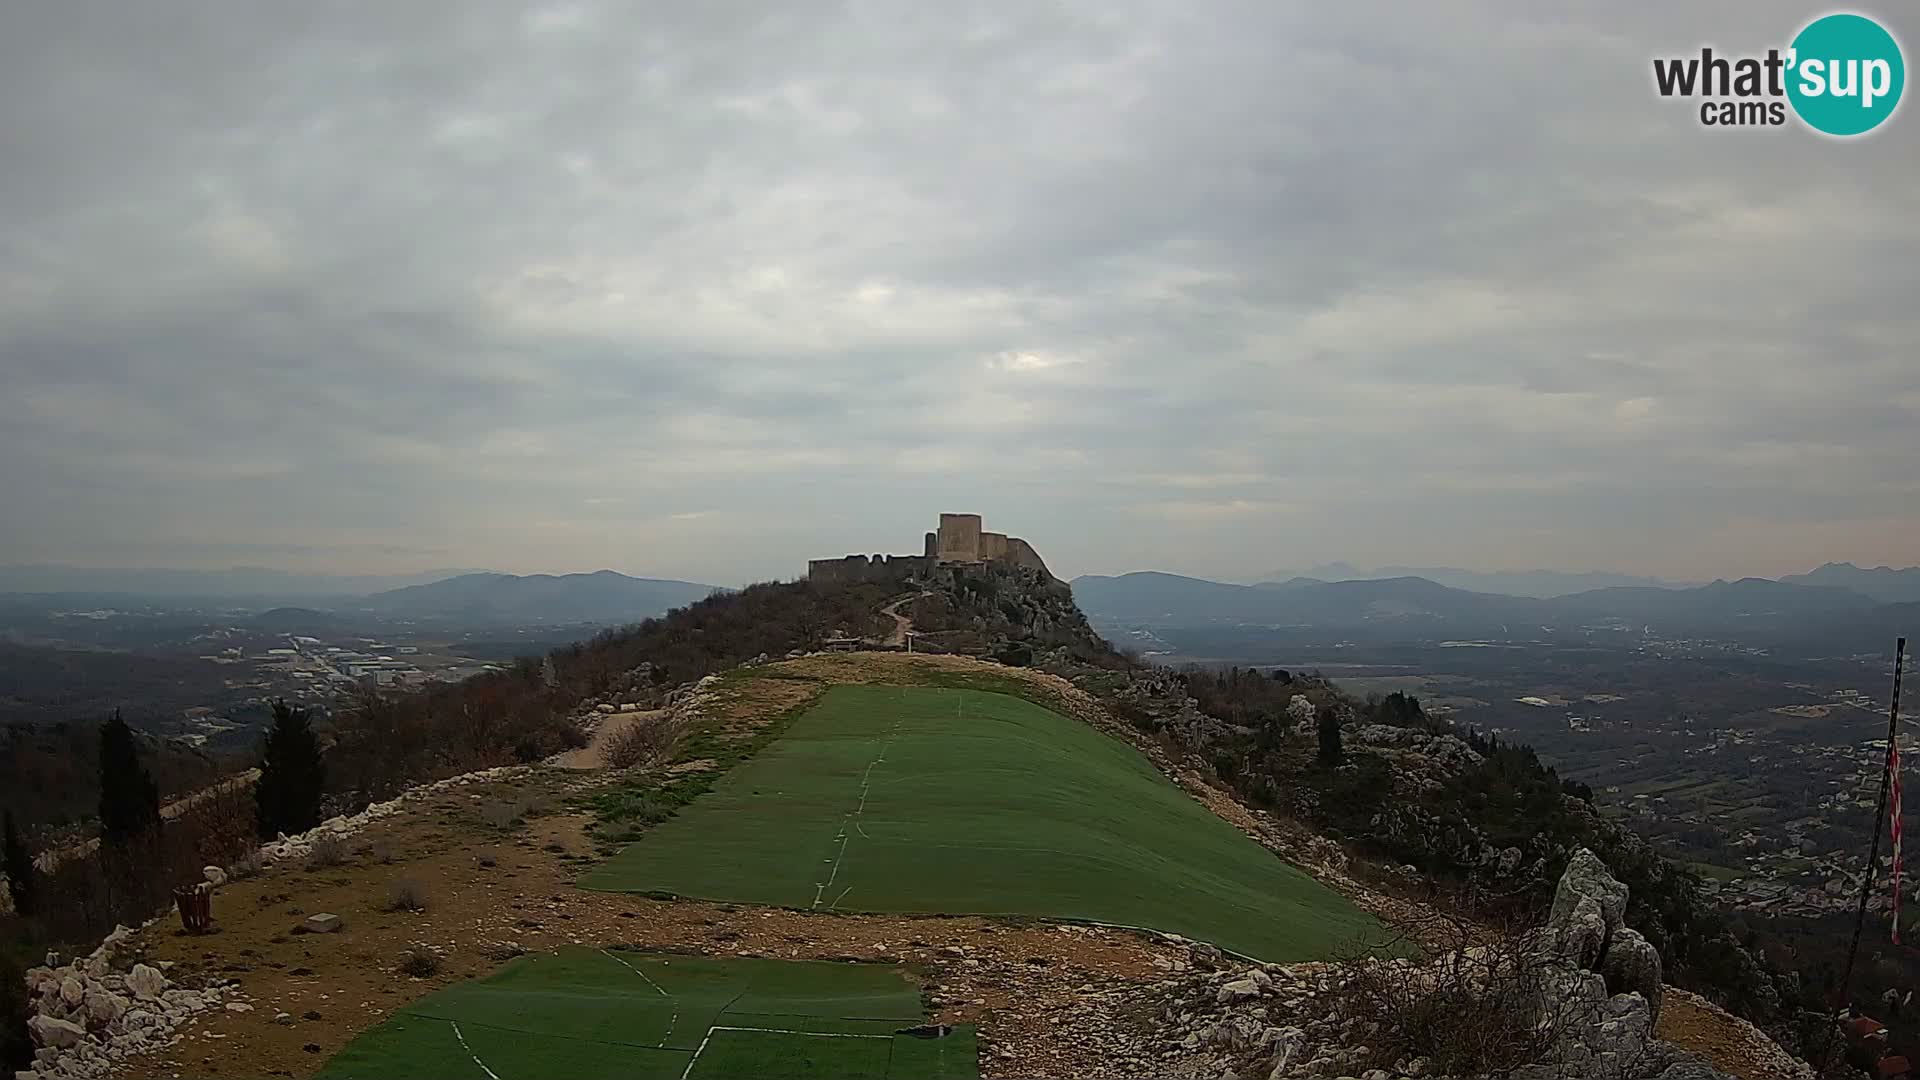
808, 513, 1052, 584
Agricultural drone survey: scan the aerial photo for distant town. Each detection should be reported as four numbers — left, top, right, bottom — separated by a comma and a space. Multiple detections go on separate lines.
171, 632, 505, 745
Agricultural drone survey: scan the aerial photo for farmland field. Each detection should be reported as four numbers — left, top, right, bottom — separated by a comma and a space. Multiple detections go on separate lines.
317, 948, 975, 1080
583, 684, 1378, 961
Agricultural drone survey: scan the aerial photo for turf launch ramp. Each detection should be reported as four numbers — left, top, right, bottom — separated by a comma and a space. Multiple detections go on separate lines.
582, 684, 1378, 961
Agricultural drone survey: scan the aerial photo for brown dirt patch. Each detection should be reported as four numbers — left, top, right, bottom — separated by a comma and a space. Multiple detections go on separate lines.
696, 670, 824, 740
1657, 987, 1811, 1080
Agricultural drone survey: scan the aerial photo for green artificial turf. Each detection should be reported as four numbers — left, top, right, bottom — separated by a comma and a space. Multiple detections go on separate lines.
582, 684, 1380, 961
317, 948, 974, 1080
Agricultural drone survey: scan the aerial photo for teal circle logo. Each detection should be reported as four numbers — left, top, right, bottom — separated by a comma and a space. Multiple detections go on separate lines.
1787, 13, 1905, 136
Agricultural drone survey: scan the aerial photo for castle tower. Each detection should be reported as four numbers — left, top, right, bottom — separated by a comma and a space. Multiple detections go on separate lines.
936, 513, 983, 562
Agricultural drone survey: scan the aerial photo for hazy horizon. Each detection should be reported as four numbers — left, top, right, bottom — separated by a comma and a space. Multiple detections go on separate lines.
3, 3, 1915, 586
4, 554, 1915, 597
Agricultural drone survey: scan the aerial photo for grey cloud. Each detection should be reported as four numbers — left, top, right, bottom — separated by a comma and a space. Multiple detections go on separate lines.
0, 1, 1915, 584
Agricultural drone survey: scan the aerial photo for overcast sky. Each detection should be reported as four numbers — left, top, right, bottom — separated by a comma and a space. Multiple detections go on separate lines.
1, 3, 1915, 586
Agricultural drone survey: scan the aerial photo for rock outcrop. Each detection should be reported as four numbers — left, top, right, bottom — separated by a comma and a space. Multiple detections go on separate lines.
1540, 846, 1662, 1023
18, 924, 247, 1080
1116, 850, 1791, 1080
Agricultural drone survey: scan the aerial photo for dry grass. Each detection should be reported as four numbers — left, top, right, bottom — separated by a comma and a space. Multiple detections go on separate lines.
384, 877, 427, 913
396, 946, 441, 978
305, 834, 348, 870
1328, 912, 1576, 1077
476, 800, 518, 829
226, 849, 265, 881
603, 714, 684, 770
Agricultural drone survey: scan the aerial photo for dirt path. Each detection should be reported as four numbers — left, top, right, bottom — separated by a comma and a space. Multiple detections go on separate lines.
878, 591, 930, 647
549, 709, 667, 769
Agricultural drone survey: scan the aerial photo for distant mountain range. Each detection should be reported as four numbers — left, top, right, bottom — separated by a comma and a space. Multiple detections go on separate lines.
1263, 564, 1690, 599
354, 571, 721, 625
0, 565, 724, 628
1779, 562, 1920, 605
0, 564, 497, 599
1071, 569, 1915, 655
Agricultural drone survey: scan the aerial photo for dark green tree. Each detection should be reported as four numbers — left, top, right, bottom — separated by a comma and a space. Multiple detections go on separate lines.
2, 810, 33, 917
255, 701, 327, 838
98, 710, 161, 843
1316, 705, 1344, 766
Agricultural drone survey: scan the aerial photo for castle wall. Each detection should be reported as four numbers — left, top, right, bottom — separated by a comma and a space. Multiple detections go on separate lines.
1003, 537, 1053, 579
979, 531, 1009, 560
807, 554, 931, 584
936, 513, 983, 562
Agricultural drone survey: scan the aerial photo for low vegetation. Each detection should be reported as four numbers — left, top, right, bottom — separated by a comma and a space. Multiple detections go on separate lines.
396, 945, 440, 977
1329, 913, 1561, 1076
306, 834, 349, 870
385, 877, 427, 913
602, 714, 682, 770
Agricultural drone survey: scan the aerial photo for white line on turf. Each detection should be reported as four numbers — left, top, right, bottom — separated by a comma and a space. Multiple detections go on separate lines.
449, 1020, 503, 1080
601, 949, 677, 1046
680, 1023, 896, 1079
811, 711, 903, 910
600, 949, 669, 996
709, 1025, 891, 1038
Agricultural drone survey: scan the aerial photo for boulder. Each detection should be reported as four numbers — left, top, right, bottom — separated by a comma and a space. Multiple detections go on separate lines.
84, 990, 128, 1026
26, 1016, 85, 1050
58, 978, 83, 1008
1215, 976, 1263, 1004
1601, 926, 1664, 1023
1550, 848, 1628, 937
203, 865, 227, 888
126, 964, 167, 1001
1546, 847, 1628, 966
304, 913, 343, 934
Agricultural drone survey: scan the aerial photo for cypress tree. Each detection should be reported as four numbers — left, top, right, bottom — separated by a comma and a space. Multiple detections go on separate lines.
98, 710, 161, 843
255, 701, 326, 838
1316, 704, 1345, 767
2, 810, 33, 917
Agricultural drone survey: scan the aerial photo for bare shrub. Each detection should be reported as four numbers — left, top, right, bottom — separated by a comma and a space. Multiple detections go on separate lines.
385, 877, 427, 913
226, 848, 264, 881
304, 835, 348, 870
1329, 912, 1573, 1077
603, 715, 682, 770
397, 946, 441, 977
368, 840, 395, 865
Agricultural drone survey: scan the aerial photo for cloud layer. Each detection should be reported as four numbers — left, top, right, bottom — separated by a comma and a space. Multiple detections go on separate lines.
2, 2, 1915, 584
